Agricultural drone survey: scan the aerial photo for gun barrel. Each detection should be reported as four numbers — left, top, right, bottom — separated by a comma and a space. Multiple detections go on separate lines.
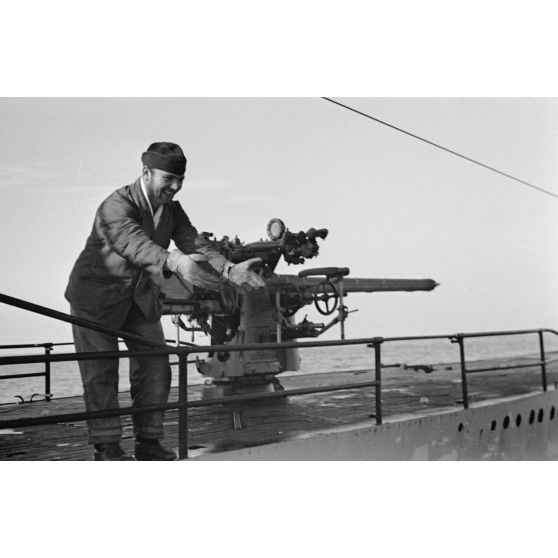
339, 277, 438, 293
267, 275, 438, 293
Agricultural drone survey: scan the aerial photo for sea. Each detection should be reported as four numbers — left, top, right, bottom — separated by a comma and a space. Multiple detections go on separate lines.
1, 333, 557, 405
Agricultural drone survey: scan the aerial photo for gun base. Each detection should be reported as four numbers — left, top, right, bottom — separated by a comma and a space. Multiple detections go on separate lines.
201, 375, 286, 400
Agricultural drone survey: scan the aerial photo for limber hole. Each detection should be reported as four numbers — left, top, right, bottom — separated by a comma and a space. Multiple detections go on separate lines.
503, 416, 510, 429
515, 414, 522, 427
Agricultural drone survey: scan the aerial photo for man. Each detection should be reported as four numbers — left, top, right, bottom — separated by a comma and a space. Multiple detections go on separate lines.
65, 142, 264, 460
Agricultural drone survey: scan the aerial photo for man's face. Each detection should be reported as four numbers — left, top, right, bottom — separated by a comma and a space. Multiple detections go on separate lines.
143, 167, 185, 206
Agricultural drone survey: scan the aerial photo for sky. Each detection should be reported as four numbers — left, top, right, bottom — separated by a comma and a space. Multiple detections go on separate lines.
1, 97, 557, 344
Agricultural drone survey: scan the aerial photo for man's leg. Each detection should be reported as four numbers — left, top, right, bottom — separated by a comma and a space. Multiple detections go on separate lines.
71, 317, 122, 445
122, 303, 171, 441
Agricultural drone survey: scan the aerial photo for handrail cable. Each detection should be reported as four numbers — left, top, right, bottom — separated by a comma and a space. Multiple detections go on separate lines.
322, 97, 558, 200
1, 328, 557, 366
0, 292, 168, 349
0, 339, 193, 351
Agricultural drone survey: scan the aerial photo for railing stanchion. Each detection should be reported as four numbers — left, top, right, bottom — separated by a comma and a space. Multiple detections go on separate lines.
538, 330, 548, 392
453, 335, 469, 409
374, 339, 383, 425
44, 344, 52, 401
178, 351, 189, 459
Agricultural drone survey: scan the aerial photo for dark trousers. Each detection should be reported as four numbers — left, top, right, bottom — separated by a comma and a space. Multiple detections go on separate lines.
71, 303, 171, 445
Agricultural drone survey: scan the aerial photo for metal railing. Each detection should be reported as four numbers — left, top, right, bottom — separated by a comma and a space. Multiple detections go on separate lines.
0, 336, 384, 458
1, 291, 557, 459
0, 342, 55, 401
0, 339, 197, 404
0, 341, 78, 402
2, 330, 557, 458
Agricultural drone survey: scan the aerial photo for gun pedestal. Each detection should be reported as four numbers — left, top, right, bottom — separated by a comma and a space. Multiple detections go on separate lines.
198, 289, 299, 398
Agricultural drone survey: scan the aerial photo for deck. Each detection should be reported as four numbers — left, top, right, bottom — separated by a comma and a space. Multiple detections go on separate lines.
1, 354, 557, 460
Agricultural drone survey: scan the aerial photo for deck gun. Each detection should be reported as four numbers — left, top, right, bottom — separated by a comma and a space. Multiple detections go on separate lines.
153, 218, 438, 394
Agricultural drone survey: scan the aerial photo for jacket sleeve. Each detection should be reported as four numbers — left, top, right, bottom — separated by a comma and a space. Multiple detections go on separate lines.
98, 192, 169, 274
172, 203, 230, 273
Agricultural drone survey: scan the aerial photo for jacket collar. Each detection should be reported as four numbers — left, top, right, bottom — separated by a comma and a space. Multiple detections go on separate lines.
130, 178, 155, 237
139, 176, 155, 216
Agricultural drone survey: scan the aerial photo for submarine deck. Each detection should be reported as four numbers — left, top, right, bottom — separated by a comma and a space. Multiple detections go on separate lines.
1, 353, 558, 460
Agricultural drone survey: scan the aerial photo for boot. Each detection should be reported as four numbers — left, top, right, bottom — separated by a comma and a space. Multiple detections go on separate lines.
94, 443, 135, 461
135, 438, 177, 461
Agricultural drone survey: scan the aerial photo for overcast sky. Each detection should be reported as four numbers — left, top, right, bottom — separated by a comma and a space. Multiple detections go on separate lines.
1, 97, 557, 344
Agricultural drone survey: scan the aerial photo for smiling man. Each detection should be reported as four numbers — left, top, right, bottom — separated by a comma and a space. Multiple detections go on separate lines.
65, 142, 264, 460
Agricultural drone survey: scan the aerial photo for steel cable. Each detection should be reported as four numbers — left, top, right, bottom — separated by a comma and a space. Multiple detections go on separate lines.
322, 97, 558, 200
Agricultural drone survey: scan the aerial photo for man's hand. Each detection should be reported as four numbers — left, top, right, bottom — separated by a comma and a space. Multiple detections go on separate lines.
166, 250, 224, 291
226, 257, 266, 294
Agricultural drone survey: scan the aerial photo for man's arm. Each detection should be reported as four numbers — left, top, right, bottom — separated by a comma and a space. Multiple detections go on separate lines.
169, 203, 265, 293
171, 203, 229, 273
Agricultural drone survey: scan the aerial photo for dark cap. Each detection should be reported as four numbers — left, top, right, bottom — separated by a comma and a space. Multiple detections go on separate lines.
141, 142, 187, 175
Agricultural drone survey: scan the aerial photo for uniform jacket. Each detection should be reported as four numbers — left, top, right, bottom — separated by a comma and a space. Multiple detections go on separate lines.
65, 178, 228, 328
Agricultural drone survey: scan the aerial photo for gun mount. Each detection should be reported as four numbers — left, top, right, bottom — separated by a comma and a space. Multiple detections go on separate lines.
153, 218, 438, 396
